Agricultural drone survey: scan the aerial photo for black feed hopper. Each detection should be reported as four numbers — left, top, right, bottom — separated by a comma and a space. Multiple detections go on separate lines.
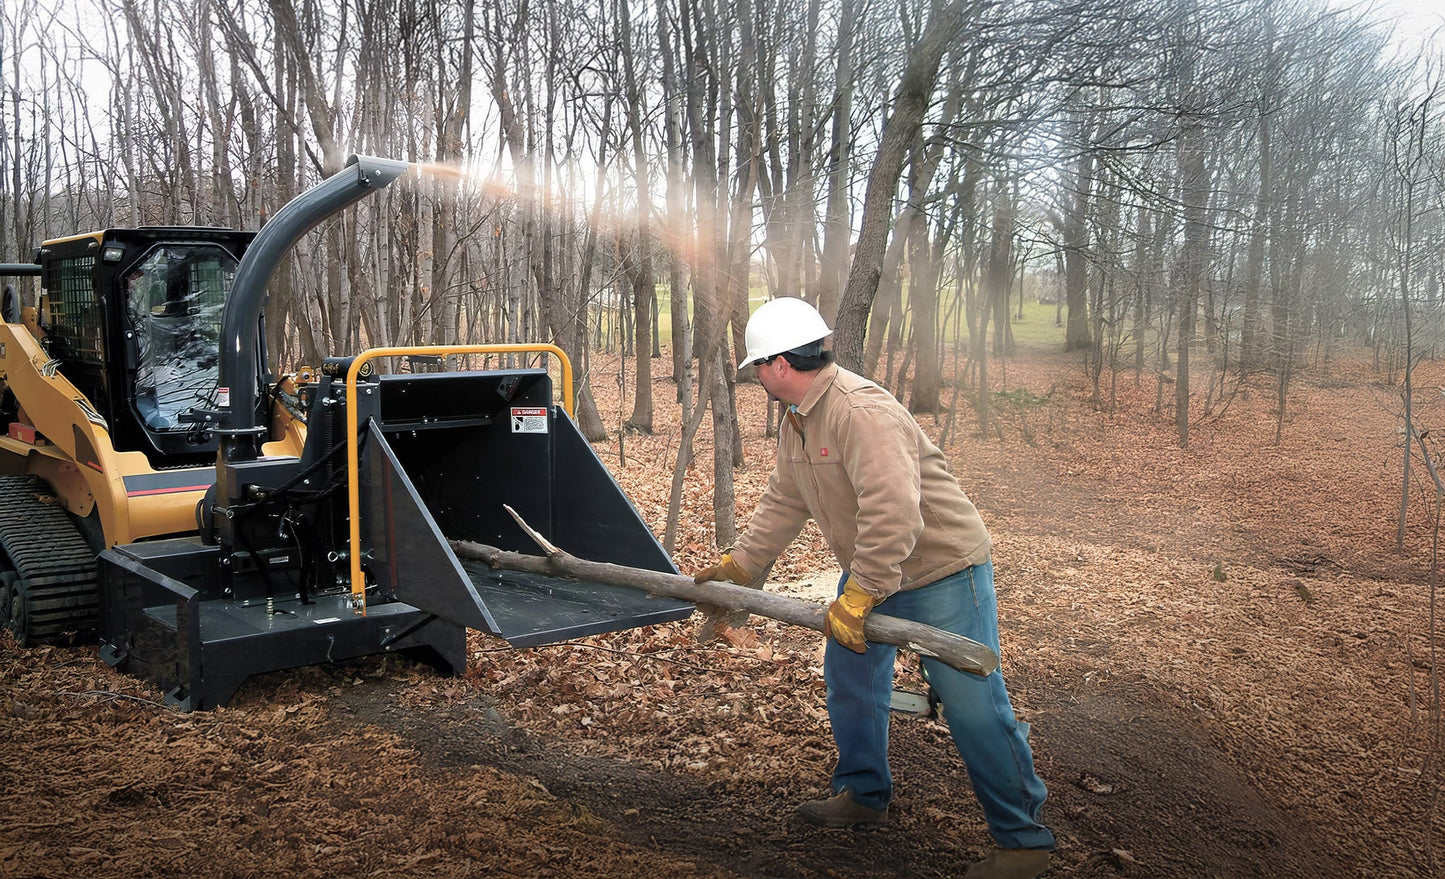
364, 369, 694, 645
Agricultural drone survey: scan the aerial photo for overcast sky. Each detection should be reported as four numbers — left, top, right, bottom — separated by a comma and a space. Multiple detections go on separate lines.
1345, 0, 1445, 53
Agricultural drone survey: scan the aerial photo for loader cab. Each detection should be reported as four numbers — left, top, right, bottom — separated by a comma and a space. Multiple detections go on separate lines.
37, 228, 259, 465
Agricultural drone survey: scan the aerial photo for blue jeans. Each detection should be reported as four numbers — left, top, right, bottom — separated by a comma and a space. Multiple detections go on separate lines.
823, 562, 1054, 850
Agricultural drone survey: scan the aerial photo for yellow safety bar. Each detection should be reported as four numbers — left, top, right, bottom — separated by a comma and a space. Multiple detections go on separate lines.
344, 343, 574, 610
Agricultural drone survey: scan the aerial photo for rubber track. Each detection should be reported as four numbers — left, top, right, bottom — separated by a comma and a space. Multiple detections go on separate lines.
0, 475, 99, 641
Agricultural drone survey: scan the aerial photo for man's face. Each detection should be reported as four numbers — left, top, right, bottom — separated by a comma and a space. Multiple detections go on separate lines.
756, 355, 801, 405
754, 356, 779, 396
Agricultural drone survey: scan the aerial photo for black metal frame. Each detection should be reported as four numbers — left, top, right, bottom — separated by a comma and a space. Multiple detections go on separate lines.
98, 539, 464, 711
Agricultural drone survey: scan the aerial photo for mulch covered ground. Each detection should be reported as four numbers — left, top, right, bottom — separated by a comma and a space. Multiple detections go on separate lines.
2, 343, 1441, 877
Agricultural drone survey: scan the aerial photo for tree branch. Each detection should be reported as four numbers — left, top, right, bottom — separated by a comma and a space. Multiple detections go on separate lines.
450, 537, 1000, 677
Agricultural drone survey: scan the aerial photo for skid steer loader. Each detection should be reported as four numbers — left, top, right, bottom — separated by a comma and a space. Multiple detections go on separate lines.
0, 155, 692, 709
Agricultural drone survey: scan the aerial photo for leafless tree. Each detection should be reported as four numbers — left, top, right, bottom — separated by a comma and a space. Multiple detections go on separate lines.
833, 0, 970, 373
619, 0, 655, 434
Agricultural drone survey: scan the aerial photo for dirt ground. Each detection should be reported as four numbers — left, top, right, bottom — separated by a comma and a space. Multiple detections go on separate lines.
2, 343, 1442, 878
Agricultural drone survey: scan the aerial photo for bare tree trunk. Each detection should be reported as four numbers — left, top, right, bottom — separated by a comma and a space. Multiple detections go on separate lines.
833, 0, 966, 373
758, 0, 821, 310
1174, 120, 1209, 449
1062, 109, 1096, 353
196, 1, 236, 227
657, 0, 693, 404
815, 0, 858, 325
1240, 10, 1279, 377
431, 0, 475, 348
1132, 203, 1150, 384
976, 186, 1012, 437
906, 208, 942, 414
663, 368, 713, 555
1391, 88, 1437, 548
620, 0, 654, 433
682, 0, 738, 548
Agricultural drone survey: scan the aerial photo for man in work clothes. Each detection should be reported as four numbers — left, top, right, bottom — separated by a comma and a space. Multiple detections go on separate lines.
694, 297, 1054, 879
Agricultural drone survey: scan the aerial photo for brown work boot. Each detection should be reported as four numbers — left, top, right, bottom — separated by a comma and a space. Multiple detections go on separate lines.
963, 847, 1051, 879
797, 789, 888, 828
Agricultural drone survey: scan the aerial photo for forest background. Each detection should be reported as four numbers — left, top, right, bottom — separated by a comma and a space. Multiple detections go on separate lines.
5, 1, 1445, 875
3, 0, 1444, 563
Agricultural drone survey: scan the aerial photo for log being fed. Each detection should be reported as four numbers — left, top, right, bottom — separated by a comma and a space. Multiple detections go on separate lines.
448, 533, 1000, 677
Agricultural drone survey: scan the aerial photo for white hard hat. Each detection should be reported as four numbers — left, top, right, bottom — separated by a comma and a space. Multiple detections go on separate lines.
738, 297, 833, 370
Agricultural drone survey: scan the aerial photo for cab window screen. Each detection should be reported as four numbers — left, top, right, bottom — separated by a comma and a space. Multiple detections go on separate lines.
44, 255, 102, 362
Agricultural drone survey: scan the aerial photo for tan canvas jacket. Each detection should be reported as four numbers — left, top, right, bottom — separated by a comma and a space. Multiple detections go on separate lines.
730, 363, 992, 601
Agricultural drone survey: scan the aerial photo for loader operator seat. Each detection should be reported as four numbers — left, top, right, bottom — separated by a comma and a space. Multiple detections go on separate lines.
126, 246, 229, 432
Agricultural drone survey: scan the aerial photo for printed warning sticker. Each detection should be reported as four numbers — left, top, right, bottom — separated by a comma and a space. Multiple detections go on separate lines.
511, 406, 549, 434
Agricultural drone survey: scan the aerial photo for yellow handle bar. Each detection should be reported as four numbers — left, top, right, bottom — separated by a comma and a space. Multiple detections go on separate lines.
344, 344, 573, 609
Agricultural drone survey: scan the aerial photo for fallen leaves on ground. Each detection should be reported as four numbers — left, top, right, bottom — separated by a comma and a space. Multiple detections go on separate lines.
2, 344, 1442, 877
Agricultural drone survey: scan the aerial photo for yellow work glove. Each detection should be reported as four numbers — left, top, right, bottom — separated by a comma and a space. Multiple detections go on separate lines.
824, 576, 880, 654
692, 554, 758, 644
692, 553, 751, 586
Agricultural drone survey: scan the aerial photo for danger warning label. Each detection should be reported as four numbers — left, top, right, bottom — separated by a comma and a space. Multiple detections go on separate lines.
511, 406, 548, 434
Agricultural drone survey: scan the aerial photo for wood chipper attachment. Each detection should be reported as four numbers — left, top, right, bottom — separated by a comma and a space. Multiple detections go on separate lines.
92, 156, 692, 709
97, 357, 693, 710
